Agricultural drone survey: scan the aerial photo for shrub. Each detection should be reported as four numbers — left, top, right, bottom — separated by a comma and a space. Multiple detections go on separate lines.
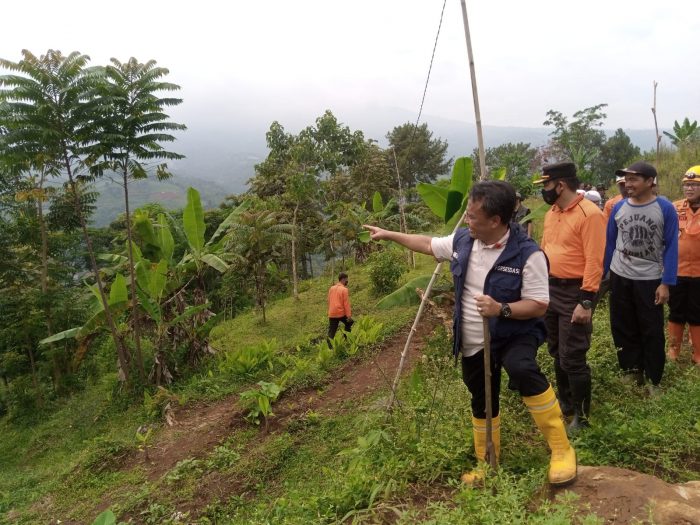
218, 339, 278, 378
366, 249, 408, 295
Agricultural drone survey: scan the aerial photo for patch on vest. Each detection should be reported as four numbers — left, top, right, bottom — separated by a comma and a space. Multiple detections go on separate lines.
494, 265, 520, 275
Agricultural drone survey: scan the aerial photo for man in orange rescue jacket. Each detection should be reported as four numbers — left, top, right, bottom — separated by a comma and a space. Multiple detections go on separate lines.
328, 272, 353, 341
668, 166, 700, 365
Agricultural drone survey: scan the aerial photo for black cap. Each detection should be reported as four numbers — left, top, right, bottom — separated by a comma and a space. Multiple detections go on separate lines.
615, 161, 657, 179
533, 162, 577, 185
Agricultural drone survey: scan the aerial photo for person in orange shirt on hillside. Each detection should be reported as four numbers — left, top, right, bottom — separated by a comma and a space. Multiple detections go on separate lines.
603, 175, 627, 220
668, 166, 700, 365
327, 272, 353, 341
536, 162, 606, 432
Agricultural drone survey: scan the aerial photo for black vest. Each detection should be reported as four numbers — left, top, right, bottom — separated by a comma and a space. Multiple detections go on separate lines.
450, 223, 547, 358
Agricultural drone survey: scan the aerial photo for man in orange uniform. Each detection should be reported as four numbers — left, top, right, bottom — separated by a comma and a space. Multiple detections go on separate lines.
603, 175, 627, 220
668, 166, 700, 365
536, 162, 606, 432
328, 272, 353, 340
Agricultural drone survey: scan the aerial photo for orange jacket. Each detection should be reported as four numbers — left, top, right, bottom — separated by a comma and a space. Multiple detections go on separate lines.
541, 194, 606, 293
328, 282, 351, 318
674, 199, 700, 277
603, 194, 623, 219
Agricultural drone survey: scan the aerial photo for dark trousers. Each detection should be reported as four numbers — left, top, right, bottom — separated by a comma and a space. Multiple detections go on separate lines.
461, 334, 550, 419
609, 272, 665, 385
545, 283, 593, 414
328, 316, 353, 340
669, 277, 700, 325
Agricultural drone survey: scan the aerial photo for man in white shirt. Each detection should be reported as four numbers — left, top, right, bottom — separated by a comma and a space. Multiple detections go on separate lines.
364, 181, 577, 487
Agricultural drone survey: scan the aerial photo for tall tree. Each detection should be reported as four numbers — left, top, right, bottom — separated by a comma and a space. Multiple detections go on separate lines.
0, 49, 131, 380
89, 57, 186, 381
349, 142, 395, 207
283, 169, 317, 301
471, 142, 538, 196
543, 104, 608, 183
595, 129, 641, 183
225, 208, 291, 323
386, 122, 451, 188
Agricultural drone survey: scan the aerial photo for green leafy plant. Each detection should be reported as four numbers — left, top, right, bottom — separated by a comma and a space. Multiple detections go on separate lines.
240, 381, 283, 431
91, 509, 127, 525
344, 316, 383, 352
219, 339, 278, 377
366, 249, 408, 295
164, 458, 205, 485
135, 425, 154, 461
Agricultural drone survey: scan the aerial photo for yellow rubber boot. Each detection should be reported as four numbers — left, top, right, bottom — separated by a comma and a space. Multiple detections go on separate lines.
689, 325, 700, 365
461, 415, 500, 486
667, 321, 685, 360
523, 386, 577, 486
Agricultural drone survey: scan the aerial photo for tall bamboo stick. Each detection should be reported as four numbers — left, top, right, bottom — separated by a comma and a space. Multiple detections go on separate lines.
460, 0, 497, 469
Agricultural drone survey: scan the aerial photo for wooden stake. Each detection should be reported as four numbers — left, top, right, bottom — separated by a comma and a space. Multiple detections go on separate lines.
651, 81, 661, 165
460, 0, 497, 469
460, 0, 488, 182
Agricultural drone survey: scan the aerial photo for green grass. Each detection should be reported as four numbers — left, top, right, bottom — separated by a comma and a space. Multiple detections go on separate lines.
0, 374, 148, 523
2, 255, 699, 524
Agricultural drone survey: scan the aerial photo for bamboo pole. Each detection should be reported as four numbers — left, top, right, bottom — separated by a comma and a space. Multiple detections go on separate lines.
387, 0, 492, 416
460, 0, 488, 182
651, 81, 661, 165
460, 0, 497, 469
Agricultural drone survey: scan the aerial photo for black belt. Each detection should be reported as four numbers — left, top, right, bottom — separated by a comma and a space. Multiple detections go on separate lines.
549, 277, 583, 286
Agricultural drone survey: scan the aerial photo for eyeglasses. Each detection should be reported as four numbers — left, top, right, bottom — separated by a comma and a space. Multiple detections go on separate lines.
683, 183, 700, 189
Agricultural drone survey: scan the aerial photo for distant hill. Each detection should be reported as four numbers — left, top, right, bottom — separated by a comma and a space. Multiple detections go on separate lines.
166, 107, 665, 198
90, 175, 232, 227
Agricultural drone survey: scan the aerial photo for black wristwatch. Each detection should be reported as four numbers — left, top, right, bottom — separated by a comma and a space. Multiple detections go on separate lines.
579, 299, 593, 310
500, 303, 512, 318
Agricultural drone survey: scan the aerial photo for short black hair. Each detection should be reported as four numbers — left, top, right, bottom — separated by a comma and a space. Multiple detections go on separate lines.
338, 272, 348, 282
469, 181, 516, 225
560, 177, 580, 192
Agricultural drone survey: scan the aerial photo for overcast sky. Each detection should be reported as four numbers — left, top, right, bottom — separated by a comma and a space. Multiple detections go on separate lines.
2, 0, 699, 134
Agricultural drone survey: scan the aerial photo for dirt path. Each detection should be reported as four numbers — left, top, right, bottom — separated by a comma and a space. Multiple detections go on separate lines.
117, 315, 440, 492
552, 466, 700, 524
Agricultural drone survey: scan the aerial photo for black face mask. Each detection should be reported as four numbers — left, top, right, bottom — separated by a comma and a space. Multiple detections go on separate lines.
541, 186, 559, 205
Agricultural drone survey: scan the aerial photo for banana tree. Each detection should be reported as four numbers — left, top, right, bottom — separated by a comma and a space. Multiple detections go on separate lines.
40, 188, 244, 383
40, 273, 130, 378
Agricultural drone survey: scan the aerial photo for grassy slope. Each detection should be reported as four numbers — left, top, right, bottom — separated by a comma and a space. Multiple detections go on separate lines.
1, 247, 699, 524
0, 252, 437, 523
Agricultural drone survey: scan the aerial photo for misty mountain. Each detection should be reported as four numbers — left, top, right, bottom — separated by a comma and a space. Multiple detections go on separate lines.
168, 106, 663, 196
95, 108, 662, 226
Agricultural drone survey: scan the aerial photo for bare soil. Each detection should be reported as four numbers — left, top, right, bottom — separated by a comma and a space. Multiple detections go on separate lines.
551, 465, 700, 524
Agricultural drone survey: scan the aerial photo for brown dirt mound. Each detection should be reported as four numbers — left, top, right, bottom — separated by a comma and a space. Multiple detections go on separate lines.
552, 465, 700, 524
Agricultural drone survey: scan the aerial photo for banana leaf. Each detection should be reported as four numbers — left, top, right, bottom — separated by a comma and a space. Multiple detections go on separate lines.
417, 183, 448, 219
39, 327, 80, 345
519, 202, 551, 224
109, 273, 128, 305
207, 199, 251, 246
492, 167, 506, 181
201, 253, 229, 273
156, 213, 175, 263
183, 187, 205, 255
445, 157, 473, 222
376, 275, 432, 309
372, 191, 383, 213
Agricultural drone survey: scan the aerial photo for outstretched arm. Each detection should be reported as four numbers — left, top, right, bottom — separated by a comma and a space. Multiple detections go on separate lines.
363, 225, 434, 255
